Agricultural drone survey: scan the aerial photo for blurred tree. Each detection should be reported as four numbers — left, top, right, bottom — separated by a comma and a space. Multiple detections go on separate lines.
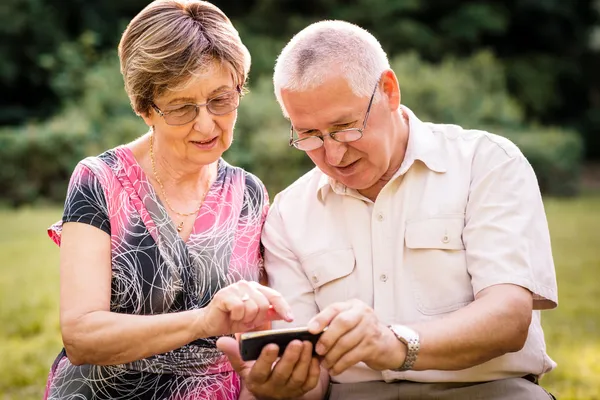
0, 0, 598, 157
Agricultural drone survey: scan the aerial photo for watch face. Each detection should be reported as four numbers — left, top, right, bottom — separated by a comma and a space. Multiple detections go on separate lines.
389, 325, 420, 371
391, 325, 417, 340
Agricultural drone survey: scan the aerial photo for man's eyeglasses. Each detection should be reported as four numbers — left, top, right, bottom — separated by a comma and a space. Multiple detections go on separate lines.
289, 81, 379, 151
151, 86, 241, 126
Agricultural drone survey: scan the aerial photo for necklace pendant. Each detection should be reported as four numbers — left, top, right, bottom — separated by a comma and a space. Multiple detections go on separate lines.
177, 221, 184, 232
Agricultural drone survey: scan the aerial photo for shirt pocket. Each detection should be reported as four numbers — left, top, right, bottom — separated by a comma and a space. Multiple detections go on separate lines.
300, 248, 356, 311
404, 216, 474, 315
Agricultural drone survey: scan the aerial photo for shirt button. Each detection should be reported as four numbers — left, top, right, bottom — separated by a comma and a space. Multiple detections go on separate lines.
442, 234, 450, 243
380, 274, 388, 282
312, 275, 319, 284
377, 213, 384, 222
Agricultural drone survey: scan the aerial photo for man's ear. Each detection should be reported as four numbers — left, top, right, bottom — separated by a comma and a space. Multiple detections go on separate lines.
380, 69, 401, 111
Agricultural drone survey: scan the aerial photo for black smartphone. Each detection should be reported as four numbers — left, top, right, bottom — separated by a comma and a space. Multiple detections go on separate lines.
239, 326, 325, 361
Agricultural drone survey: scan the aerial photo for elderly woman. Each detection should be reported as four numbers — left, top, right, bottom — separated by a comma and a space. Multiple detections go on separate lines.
42, 1, 292, 399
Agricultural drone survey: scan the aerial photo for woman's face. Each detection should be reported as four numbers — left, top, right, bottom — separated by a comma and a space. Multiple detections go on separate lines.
142, 63, 239, 167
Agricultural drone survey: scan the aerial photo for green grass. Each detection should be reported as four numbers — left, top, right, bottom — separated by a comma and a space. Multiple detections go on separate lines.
0, 196, 599, 399
539, 194, 600, 399
0, 208, 63, 400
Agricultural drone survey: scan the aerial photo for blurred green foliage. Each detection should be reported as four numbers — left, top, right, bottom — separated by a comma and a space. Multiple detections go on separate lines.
0, 55, 146, 206
0, 50, 584, 203
0, 0, 597, 203
1, 0, 598, 157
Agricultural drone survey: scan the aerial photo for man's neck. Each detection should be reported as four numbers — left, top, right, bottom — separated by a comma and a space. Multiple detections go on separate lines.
358, 109, 409, 202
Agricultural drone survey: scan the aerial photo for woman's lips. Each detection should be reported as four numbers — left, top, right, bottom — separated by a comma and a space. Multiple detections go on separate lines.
191, 136, 218, 150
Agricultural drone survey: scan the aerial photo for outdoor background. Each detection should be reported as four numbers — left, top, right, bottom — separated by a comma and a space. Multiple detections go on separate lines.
0, 0, 599, 399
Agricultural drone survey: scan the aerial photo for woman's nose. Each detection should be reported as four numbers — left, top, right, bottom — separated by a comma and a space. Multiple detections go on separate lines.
192, 107, 216, 133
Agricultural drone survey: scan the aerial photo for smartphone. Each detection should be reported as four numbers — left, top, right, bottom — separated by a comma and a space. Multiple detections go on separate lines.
239, 326, 325, 361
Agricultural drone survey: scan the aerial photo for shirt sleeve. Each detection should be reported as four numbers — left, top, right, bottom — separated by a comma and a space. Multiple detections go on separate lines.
464, 149, 557, 310
48, 162, 111, 245
262, 195, 319, 328
241, 172, 271, 282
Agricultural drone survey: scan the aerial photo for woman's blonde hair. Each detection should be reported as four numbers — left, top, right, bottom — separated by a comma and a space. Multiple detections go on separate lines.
118, 0, 251, 115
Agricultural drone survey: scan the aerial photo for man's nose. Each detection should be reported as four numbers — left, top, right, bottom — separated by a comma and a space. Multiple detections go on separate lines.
192, 107, 215, 133
323, 137, 347, 166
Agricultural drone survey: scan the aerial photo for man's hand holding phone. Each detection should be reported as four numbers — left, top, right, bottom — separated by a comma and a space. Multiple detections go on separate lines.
217, 327, 325, 400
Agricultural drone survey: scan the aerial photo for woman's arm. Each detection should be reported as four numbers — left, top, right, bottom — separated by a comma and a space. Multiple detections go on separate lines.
59, 222, 291, 366
59, 222, 212, 366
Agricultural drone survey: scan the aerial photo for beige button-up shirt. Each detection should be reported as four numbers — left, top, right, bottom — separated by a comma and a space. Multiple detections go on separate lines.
262, 106, 558, 384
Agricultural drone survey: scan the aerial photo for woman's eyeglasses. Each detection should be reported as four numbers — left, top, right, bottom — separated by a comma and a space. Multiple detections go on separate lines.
151, 87, 241, 126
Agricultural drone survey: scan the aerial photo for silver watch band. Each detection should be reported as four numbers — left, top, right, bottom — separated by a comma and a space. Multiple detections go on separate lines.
388, 325, 420, 371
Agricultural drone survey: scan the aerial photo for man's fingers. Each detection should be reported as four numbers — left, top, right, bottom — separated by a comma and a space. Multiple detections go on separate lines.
269, 340, 304, 383
216, 336, 248, 374
247, 344, 280, 384
329, 344, 367, 376
320, 323, 362, 369
314, 306, 361, 356
302, 358, 322, 393
307, 301, 352, 334
287, 341, 314, 388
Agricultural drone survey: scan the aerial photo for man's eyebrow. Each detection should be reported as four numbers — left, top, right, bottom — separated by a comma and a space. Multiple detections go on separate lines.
165, 85, 234, 106
329, 114, 356, 126
294, 114, 356, 132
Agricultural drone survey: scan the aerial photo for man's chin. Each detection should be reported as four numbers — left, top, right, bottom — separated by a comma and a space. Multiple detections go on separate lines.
334, 175, 373, 191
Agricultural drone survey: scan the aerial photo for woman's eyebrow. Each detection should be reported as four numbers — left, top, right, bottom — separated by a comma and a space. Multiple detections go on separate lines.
208, 85, 233, 95
164, 85, 234, 106
166, 97, 196, 106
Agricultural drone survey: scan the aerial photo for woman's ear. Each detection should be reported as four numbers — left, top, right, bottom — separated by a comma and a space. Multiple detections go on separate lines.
380, 69, 401, 111
139, 109, 154, 127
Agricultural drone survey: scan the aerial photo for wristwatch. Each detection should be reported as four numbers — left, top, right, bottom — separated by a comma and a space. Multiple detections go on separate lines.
388, 324, 420, 371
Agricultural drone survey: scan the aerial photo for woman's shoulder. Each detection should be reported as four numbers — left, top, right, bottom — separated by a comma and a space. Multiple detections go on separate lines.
219, 159, 265, 190
219, 159, 269, 204
72, 145, 132, 178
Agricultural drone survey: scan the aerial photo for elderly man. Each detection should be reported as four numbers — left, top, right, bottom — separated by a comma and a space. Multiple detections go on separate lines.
218, 20, 558, 400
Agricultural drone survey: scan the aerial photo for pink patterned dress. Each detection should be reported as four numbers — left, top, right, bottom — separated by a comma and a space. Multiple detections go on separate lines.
44, 146, 268, 400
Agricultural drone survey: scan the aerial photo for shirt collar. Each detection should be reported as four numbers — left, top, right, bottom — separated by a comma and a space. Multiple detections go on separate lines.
316, 105, 447, 202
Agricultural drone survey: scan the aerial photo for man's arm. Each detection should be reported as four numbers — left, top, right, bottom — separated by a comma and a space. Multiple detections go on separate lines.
400, 151, 555, 370
398, 284, 532, 371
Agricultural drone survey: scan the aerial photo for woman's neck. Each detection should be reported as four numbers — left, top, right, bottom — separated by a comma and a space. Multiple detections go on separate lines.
130, 132, 215, 198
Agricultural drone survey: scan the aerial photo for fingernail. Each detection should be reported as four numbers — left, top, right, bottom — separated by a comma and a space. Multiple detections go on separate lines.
308, 321, 319, 332
286, 311, 294, 321
316, 343, 325, 355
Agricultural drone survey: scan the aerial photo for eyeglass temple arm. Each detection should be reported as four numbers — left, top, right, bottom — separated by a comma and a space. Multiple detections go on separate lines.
151, 104, 164, 117
288, 124, 295, 147
362, 81, 378, 130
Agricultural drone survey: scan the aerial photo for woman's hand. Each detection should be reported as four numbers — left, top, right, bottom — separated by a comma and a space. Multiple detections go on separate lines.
201, 280, 294, 337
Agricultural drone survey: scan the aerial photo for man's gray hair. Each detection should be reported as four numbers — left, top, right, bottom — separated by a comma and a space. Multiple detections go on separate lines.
273, 20, 390, 117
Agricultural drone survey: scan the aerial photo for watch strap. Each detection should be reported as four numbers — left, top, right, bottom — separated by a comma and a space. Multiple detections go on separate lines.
388, 324, 420, 371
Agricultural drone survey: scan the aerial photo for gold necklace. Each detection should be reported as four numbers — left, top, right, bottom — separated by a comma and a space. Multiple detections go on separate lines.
149, 133, 209, 232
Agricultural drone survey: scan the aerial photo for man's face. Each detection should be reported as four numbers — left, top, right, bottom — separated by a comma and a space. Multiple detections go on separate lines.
282, 76, 396, 191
